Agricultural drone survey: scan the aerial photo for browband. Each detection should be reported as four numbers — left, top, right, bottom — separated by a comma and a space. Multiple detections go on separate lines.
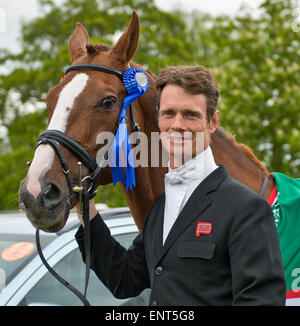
65, 64, 123, 80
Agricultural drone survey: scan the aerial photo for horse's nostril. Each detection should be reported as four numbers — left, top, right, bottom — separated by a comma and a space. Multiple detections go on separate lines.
43, 183, 62, 207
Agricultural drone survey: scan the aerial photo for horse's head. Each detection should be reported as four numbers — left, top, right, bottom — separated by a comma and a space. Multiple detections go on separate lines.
19, 12, 141, 232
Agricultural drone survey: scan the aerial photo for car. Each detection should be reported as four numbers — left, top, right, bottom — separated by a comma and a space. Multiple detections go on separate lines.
0, 207, 150, 306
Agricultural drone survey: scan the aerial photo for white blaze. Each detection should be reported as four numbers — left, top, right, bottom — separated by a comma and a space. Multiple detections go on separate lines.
26, 73, 89, 198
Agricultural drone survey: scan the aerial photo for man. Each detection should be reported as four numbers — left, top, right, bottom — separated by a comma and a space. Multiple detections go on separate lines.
75, 66, 286, 305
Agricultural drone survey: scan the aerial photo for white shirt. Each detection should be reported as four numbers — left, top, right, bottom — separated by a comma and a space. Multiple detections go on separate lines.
163, 146, 218, 244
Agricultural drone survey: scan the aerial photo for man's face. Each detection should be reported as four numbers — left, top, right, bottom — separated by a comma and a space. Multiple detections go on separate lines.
158, 84, 219, 168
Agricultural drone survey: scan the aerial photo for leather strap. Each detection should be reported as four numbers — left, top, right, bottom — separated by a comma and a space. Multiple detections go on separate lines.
37, 137, 73, 192
36, 229, 91, 306
65, 64, 123, 80
259, 175, 269, 197
82, 190, 91, 298
38, 130, 98, 173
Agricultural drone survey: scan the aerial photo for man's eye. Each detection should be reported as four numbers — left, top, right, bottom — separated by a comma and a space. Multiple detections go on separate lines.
185, 111, 200, 118
161, 110, 174, 117
95, 97, 116, 109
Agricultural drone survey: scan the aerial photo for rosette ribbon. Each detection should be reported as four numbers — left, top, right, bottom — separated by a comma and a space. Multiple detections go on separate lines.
110, 68, 149, 190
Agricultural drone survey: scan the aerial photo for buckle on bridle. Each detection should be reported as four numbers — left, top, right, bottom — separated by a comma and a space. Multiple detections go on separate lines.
72, 162, 83, 213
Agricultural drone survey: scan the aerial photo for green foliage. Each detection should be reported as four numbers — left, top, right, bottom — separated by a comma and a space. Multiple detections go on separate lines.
201, 0, 300, 175
0, 110, 47, 209
94, 183, 127, 207
0, 0, 299, 210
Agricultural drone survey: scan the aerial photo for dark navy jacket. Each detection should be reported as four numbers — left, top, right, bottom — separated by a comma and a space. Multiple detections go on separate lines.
75, 165, 286, 306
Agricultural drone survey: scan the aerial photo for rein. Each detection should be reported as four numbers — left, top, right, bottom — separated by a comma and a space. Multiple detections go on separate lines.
35, 63, 146, 306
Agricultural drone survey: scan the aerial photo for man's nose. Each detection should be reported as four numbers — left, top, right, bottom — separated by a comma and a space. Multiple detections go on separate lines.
171, 113, 186, 131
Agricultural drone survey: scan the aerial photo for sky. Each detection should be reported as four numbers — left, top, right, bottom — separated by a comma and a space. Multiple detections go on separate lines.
0, 0, 267, 53
1, 0, 300, 52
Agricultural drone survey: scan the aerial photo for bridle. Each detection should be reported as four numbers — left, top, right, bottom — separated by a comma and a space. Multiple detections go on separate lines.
39, 64, 140, 198
35, 63, 142, 306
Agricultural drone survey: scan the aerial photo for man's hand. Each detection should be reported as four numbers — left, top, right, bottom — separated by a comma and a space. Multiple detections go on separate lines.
75, 199, 98, 227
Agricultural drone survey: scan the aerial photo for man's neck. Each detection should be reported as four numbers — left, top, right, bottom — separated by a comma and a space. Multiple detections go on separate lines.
169, 146, 210, 170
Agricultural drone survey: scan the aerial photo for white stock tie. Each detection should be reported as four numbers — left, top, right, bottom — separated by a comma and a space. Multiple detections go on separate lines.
165, 172, 187, 185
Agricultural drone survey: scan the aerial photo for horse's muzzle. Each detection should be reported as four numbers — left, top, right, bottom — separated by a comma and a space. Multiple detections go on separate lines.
19, 179, 70, 232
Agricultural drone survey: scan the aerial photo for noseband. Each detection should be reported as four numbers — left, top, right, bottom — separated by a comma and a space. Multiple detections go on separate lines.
35, 63, 142, 306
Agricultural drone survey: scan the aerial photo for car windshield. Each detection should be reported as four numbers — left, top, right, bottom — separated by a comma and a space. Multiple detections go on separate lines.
0, 234, 53, 291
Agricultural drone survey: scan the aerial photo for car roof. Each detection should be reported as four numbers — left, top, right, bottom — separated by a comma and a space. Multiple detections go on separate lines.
0, 206, 138, 305
0, 206, 133, 237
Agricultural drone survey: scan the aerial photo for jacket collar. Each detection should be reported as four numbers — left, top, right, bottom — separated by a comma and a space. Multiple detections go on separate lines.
158, 165, 228, 260
165, 146, 217, 183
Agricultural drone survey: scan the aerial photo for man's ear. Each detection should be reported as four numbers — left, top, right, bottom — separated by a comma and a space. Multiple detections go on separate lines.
209, 110, 219, 133
68, 22, 89, 63
156, 105, 160, 117
111, 11, 140, 65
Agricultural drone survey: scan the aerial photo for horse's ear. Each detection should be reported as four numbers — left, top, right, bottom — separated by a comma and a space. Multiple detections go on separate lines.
111, 11, 140, 64
68, 22, 89, 63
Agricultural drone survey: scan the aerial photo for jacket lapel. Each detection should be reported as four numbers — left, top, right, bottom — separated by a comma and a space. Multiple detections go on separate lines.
159, 165, 228, 260
156, 195, 165, 252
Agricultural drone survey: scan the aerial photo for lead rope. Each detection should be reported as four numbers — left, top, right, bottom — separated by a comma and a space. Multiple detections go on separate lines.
82, 190, 91, 298
36, 228, 91, 306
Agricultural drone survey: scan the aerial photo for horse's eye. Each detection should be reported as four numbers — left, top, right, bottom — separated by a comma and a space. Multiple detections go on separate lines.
96, 96, 116, 110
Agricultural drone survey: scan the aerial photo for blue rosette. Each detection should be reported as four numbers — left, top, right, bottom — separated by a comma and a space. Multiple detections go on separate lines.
111, 68, 149, 190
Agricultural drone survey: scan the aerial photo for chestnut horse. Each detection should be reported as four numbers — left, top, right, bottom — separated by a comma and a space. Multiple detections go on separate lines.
19, 12, 275, 233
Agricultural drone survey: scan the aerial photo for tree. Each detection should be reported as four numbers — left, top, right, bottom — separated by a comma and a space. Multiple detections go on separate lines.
186, 0, 300, 175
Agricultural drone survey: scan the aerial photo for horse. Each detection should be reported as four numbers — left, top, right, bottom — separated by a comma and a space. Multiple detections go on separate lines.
19, 12, 165, 232
18, 12, 299, 303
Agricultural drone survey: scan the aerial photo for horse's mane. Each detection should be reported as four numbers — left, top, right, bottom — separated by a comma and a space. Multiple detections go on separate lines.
215, 127, 270, 176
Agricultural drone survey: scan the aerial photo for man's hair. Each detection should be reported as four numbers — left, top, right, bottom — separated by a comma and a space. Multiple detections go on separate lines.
156, 66, 219, 122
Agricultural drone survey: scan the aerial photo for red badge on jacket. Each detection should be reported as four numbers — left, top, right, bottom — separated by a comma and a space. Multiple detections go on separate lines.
196, 222, 212, 237
60, 74, 65, 83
